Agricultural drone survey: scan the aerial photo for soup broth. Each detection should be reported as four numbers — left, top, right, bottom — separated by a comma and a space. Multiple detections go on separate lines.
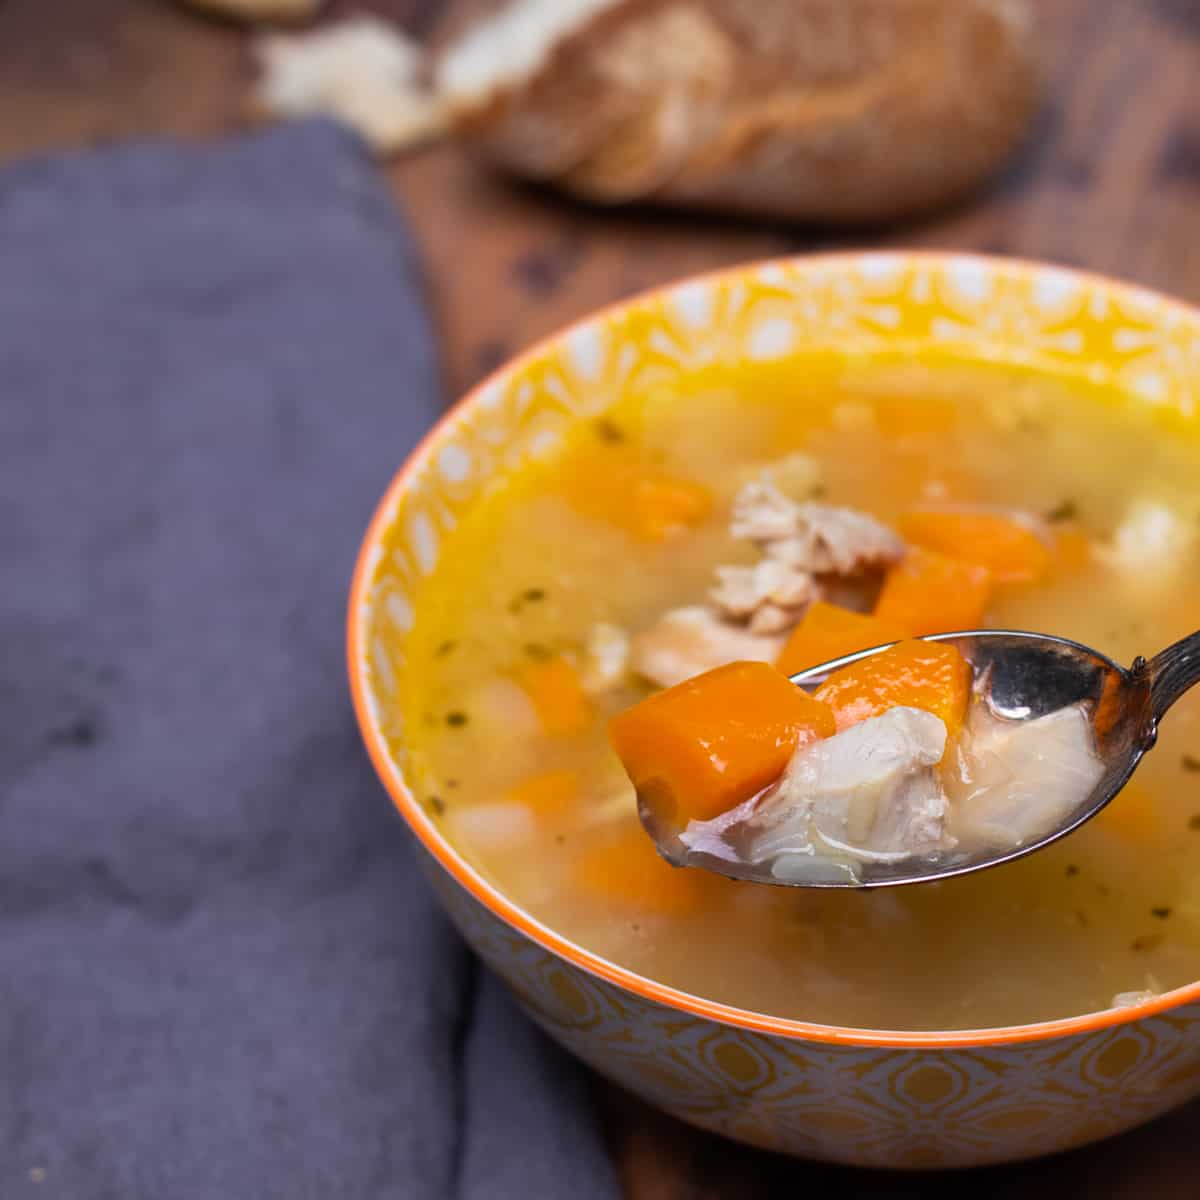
402, 358, 1200, 1031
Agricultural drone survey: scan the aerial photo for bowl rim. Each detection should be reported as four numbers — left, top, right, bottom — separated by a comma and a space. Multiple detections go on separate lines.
348, 249, 1200, 1049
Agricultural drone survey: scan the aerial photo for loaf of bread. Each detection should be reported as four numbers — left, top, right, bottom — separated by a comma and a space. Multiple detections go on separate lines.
251, 0, 1040, 223
431, 0, 1040, 222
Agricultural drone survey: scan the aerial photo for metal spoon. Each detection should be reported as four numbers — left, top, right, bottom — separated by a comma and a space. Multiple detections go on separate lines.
643, 628, 1200, 889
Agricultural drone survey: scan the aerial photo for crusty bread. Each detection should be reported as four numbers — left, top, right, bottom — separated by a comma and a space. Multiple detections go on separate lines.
432, 0, 1041, 222
248, 0, 1040, 223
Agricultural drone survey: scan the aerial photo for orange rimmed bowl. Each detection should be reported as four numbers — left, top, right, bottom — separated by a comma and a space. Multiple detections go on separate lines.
348, 252, 1200, 1169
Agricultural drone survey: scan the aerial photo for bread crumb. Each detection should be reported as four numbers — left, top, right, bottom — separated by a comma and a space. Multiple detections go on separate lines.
252, 16, 448, 155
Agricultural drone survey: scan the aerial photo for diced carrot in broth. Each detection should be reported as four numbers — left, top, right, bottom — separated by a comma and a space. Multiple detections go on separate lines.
899, 509, 1051, 583
874, 548, 992, 635
517, 656, 592, 736
630, 474, 712, 540
569, 462, 712, 542
575, 824, 706, 915
608, 661, 836, 825
814, 639, 973, 739
505, 769, 579, 818
776, 602, 909, 678
874, 395, 958, 438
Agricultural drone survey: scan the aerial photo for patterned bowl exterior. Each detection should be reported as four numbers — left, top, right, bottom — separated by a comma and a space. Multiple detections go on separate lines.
426, 857, 1200, 1169
349, 253, 1200, 1168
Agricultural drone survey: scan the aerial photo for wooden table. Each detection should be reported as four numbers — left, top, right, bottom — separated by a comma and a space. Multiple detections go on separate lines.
4, 0, 1199, 1194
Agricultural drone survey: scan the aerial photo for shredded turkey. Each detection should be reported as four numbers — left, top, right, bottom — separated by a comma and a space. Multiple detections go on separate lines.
710, 559, 821, 634
631, 605, 786, 689
730, 479, 807, 542
634, 475, 906, 686
710, 481, 904, 631
733, 482, 905, 573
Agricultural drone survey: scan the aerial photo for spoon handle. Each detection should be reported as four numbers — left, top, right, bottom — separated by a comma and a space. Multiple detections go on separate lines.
1142, 629, 1200, 722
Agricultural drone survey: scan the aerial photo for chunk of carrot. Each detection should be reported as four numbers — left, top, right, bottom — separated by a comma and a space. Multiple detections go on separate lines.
608, 661, 836, 825
814, 639, 973, 739
898, 509, 1051, 584
517, 656, 592, 736
569, 462, 712, 542
874, 395, 958, 438
776, 602, 909, 678
504, 769, 579, 819
575, 824, 706, 915
631, 473, 713, 540
873, 548, 992, 635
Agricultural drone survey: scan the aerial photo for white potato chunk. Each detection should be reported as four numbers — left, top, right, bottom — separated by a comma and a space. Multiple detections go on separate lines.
462, 676, 541, 742
580, 622, 630, 693
1111, 989, 1157, 1009
1097, 499, 1195, 580
445, 802, 537, 853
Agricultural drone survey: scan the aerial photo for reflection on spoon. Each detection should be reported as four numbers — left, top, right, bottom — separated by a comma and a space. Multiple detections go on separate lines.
630, 628, 1200, 888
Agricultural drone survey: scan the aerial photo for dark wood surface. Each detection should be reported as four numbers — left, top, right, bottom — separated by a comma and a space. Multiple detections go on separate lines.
4, 0, 1199, 1193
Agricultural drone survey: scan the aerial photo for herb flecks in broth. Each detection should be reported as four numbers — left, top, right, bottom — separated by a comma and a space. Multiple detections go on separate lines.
1046, 500, 1080, 524
409, 360, 1200, 1031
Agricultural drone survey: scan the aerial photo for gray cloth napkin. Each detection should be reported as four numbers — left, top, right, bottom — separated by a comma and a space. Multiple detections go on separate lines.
0, 120, 619, 1200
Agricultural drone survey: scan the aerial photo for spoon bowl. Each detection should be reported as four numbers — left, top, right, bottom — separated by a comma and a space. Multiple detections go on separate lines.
644, 628, 1200, 888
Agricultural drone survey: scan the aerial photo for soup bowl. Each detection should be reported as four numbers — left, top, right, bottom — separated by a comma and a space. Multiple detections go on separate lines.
348, 252, 1200, 1169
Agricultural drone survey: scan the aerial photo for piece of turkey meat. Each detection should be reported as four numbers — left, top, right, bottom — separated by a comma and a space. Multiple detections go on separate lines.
945, 702, 1104, 849
630, 605, 786, 689
711, 482, 905, 633
676, 707, 952, 883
